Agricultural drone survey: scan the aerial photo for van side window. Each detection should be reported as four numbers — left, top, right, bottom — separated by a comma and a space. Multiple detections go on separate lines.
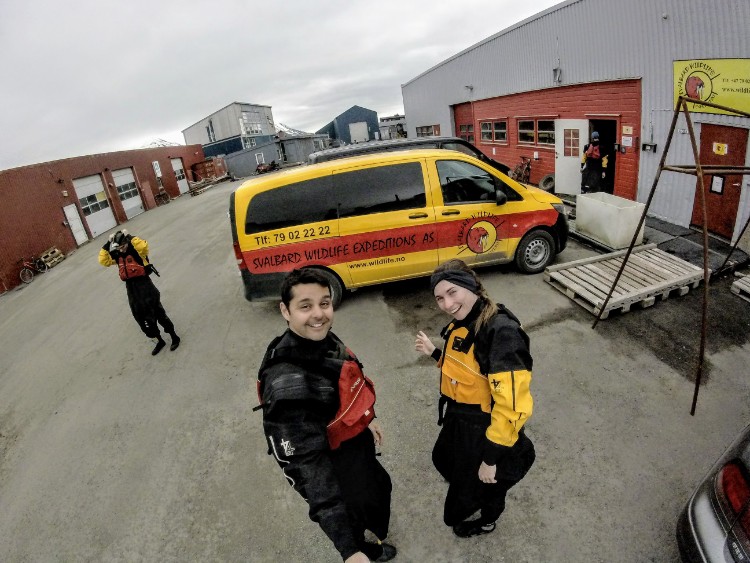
440, 142, 478, 158
334, 163, 426, 217
494, 177, 524, 202
436, 160, 522, 204
245, 175, 335, 234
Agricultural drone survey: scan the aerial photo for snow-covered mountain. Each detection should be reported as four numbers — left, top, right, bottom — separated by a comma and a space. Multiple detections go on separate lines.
140, 138, 182, 148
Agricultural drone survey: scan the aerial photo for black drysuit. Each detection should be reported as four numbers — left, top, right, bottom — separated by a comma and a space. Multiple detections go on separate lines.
99, 236, 175, 339
258, 330, 392, 561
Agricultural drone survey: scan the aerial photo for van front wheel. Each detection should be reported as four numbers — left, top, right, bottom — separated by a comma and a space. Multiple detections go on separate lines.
315, 268, 344, 308
515, 230, 555, 274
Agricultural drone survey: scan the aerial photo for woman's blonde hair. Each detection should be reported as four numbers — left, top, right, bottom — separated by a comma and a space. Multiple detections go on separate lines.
432, 259, 497, 332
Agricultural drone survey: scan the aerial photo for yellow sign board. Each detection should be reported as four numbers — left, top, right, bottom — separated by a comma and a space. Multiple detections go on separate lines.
713, 142, 728, 156
674, 58, 750, 115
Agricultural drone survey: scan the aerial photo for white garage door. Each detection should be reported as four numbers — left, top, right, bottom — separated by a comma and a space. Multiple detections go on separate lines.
112, 168, 144, 219
349, 121, 369, 143
171, 158, 190, 194
73, 174, 117, 238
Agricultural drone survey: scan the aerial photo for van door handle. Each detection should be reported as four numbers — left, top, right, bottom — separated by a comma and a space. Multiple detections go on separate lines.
442, 210, 460, 216
409, 212, 428, 219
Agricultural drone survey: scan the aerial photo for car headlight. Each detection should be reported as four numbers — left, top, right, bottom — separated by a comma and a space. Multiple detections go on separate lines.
552, 203, 567, 216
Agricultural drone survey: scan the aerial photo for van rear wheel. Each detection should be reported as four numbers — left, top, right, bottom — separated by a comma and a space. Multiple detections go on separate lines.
315, 268, 344, 308
539, 174, 555, 193
515, 230, 555, 274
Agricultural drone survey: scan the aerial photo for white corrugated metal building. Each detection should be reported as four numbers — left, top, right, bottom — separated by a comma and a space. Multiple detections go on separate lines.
402, 0, 750, 247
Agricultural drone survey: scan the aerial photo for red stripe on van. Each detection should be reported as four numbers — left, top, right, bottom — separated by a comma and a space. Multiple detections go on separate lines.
243, 209, 558, 274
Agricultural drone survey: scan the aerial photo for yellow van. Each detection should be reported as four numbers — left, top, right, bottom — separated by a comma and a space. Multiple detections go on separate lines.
229, 149, 568, 304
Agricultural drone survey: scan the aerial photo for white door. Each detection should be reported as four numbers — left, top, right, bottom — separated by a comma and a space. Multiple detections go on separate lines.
63, 204, 88, 245
554, 120, 588, 195
171, 158, 190, 194
112, 168, 145, 219
349, 121, 369, 143
72, 174, 117, 237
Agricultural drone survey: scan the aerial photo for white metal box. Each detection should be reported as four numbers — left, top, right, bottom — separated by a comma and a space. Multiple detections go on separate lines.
576, 193, 645, 249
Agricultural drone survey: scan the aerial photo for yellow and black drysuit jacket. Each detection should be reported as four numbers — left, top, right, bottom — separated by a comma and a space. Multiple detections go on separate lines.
98, 235, 174, 338
98, 235, 151, 271
433, 300, 534, 469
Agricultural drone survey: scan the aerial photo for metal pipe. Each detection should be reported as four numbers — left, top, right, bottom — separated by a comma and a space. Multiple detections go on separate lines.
717, 212, 750, 272
681, 100, 710, 417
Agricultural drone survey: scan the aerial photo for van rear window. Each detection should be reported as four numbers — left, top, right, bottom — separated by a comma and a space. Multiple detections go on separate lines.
246, 175, 335, 234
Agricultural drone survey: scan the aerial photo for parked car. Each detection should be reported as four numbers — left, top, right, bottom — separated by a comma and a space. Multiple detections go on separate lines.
308, 136, 511, 175
677, 422, 750, 562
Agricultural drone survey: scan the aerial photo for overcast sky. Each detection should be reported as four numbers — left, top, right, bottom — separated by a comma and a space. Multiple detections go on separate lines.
0, 0, 561, 171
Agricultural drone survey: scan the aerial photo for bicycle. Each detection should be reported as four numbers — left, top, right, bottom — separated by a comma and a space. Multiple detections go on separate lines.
155, 188, 171, 206
18, 256, 49, 284
510, 156, 531, 184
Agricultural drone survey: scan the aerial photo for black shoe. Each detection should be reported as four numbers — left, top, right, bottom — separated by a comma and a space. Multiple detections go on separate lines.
169, 334, 181, 351
151, 338, 166, 356
374, 543, 397, 562
452, 519, 496, 538
360, 541, 397, 562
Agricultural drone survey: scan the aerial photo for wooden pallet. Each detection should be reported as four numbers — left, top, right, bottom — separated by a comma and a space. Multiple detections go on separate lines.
544, 244, 708, 319
731, 276, 750, 304
40, 246, 65, 267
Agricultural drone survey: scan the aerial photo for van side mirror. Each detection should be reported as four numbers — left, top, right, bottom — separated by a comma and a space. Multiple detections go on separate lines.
496, 189, 508, 206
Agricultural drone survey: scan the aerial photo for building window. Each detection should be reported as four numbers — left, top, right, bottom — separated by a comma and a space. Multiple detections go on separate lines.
242, 136, 256, 149
564, 129, 580, 157
537, 120, 555, 145
417, 124, 440, 137
174, 167, 185, 181
518, 120, 535, 144
458, 123, 474, 143
79, 191, 110, 216
207, 119, 216, 143
116, 182, 139, 201
255, 153, 265, 165
241, 111, 263, 135
313, 139, 325, 150
480, 121, 507, 143
494, 121, 507, 142
480, 122, 492, 142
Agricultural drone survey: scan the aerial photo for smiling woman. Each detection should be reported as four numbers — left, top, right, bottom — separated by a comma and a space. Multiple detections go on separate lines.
414, 258, 536, 539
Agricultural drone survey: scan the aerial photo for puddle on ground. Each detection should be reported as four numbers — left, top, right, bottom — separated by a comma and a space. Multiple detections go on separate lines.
589, 275, 750, 383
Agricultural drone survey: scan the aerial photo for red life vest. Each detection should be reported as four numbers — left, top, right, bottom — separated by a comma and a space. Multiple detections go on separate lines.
326, 353, 376, 450
117, 254, 147, 281
256, 337, 377, 450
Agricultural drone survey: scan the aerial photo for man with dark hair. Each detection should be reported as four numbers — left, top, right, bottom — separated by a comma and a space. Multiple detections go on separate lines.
98, 230, 180, 355
257, 268, 396, 562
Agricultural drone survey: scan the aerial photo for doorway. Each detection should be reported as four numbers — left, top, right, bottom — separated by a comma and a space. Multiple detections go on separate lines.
690, 124, 747, 240
589, 120, 617, 194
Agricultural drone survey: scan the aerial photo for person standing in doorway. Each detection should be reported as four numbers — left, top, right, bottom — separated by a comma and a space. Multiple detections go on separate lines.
98, 230, 180, 355
580, 131, 608, 193
415, 259, 535, 538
